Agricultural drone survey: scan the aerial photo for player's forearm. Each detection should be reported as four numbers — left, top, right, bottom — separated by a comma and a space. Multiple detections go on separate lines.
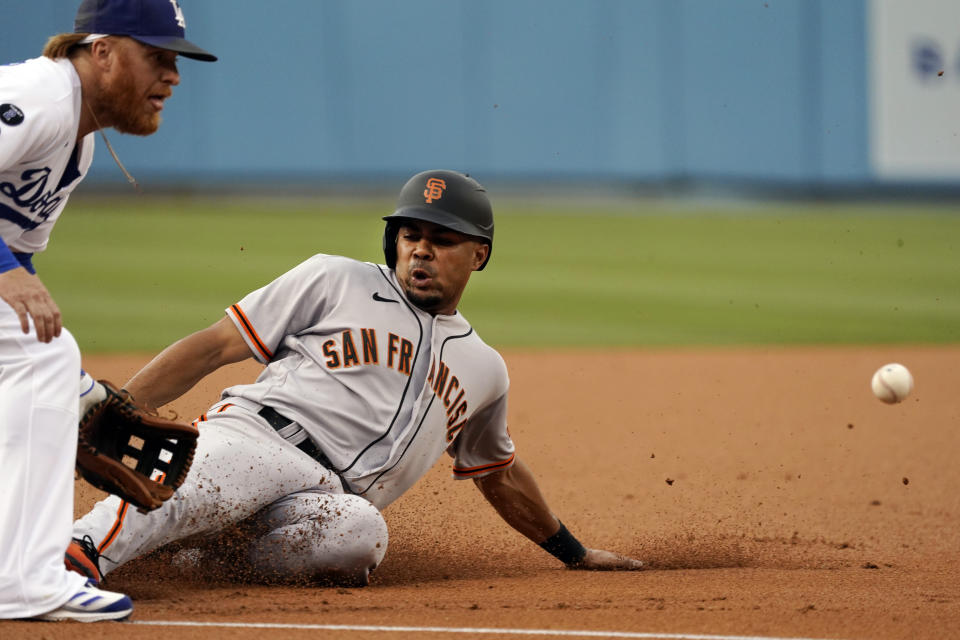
474, 459, 560, 544
476, 461, 641, 570
125, 348, 212, 408
125, 317, 251, 408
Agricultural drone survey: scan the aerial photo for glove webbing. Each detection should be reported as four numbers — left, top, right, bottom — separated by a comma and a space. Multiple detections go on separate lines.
123, 436, 177, 481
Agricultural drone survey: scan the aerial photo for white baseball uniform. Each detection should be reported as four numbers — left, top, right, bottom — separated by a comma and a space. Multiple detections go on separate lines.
0, 56, 97, 617
73, 254, 515, 583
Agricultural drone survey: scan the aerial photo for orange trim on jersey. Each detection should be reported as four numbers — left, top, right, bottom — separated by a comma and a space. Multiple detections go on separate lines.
229, 304, 273, 361
98, 500, 130, 553
452, 452, 516, 478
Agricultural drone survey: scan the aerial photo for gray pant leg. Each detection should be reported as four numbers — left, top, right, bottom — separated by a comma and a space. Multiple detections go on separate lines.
246, 490, 388, 586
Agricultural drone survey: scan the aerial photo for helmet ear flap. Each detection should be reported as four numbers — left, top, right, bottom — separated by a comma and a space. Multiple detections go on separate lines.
382, 221, 399, 269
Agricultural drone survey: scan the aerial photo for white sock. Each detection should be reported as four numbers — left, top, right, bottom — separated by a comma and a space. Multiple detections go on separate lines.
79, 369, 107, 417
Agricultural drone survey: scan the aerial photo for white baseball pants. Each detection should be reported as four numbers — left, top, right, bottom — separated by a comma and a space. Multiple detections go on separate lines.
0, 303, 87, 617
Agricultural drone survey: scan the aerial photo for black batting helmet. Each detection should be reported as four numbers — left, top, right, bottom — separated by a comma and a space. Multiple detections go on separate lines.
382, 170, 494, 270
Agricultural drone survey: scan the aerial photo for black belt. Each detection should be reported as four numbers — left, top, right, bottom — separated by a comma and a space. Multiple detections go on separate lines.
257, 406, 351, 492
258, 406, 324, 460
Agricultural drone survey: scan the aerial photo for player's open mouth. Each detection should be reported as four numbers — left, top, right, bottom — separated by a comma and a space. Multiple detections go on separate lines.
411, 267, 433, 284
149, 95, 169, 111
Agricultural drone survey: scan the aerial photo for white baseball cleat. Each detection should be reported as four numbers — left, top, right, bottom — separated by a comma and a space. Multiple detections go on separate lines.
31, 580, 133, 622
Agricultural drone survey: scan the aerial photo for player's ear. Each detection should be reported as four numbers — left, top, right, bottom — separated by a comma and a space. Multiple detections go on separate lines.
88, 37, 116, 70
472, 243, 490, 271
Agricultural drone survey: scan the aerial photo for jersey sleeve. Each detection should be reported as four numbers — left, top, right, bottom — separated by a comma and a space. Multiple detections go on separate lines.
448, 391, 515, 480
0, 105, 46, 170
226, 254, 336, 363
0, 79, 64, 171
0, 236, 18, 273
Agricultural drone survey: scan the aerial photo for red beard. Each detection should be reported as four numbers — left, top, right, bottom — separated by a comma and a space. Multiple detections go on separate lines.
92, 54, 162, 136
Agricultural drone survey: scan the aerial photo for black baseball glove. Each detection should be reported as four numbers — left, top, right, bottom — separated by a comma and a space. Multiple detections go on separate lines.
76, 380, 198, 512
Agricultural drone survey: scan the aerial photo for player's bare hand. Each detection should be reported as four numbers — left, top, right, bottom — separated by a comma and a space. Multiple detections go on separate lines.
0, 267, 62, 343
570, 548, 644, 571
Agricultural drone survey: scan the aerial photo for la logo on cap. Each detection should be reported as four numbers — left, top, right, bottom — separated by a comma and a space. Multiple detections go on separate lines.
169, 0, 186, 28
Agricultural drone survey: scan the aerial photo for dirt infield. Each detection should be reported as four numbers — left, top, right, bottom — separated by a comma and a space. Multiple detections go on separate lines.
5, 346, 959, 639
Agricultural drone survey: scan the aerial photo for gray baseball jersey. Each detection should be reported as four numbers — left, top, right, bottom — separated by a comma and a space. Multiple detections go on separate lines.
223, 254, 515, 509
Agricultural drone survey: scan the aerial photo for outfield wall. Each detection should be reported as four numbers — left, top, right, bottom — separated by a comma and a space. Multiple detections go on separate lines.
1, 0, 957, 189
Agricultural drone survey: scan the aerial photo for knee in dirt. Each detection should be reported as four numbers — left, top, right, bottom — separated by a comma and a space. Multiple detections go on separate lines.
247, 494, 388, 586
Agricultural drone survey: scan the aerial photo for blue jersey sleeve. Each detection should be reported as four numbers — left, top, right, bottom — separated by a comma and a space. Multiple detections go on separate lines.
14, 252, 35, 274
0, 236, 20, 274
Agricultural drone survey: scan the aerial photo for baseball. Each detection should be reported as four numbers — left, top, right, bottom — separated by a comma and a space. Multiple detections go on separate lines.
871, 363, 914, 404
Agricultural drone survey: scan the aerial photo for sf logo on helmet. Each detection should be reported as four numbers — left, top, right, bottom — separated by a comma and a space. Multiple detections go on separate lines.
423, 178, 446, 203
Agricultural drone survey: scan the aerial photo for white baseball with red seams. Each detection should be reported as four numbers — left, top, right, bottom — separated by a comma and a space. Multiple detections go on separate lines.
871, 363, 914, 404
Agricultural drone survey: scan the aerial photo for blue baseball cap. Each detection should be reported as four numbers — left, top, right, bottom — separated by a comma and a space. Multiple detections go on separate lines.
74, 0, 217, 62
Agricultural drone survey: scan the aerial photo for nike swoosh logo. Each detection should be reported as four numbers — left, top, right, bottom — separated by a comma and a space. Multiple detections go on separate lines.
372, 292, 399, 303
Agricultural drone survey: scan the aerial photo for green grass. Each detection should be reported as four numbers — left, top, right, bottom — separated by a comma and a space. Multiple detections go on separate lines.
37, 194, 960, 352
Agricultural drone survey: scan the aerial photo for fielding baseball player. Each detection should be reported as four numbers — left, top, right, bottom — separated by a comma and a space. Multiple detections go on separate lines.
67, 170, 643, 587
0, 0, 215, 622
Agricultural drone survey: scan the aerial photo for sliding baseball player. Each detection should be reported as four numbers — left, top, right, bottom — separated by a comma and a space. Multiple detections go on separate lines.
68, 171, 643, 586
